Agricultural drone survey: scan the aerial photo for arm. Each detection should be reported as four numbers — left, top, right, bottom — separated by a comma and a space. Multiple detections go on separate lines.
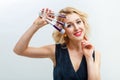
85, 51, 101, 80
81, 41, 101, 80
13, 9, 55, 59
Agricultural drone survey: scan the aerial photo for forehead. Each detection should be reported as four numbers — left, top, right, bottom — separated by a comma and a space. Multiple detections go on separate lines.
65, 13, 81, 22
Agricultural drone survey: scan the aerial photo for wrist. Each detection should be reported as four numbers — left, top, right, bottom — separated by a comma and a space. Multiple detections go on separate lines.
85, 50, 95, 62
85, 56, 93, 62
33, 21, 44, 27
33, 22, 46, 29
33, 17, 47, 27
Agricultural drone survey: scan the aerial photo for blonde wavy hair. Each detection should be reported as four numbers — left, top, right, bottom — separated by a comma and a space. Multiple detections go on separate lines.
52, 7, 90, 44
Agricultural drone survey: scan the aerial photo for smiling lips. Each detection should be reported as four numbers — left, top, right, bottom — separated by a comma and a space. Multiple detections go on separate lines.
73, 31, 82, 37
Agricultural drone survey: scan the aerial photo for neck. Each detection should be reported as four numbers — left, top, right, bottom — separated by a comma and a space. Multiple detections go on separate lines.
67, 40, 82, 51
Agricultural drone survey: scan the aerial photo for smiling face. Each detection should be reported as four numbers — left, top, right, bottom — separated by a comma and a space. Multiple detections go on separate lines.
52, 7, 89, 44
64, 13, 85, 42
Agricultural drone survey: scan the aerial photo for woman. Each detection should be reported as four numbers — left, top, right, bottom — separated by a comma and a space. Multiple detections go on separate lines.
14, 7, 101, 80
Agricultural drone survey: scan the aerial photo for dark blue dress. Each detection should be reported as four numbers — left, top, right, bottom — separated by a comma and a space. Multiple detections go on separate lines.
53, 44, 93, 80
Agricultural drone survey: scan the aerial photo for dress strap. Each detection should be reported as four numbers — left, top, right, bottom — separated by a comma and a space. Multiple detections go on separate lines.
92, 50, 95, 61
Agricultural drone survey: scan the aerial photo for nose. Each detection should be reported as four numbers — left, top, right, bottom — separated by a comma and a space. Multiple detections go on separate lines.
74, 23, 79, 30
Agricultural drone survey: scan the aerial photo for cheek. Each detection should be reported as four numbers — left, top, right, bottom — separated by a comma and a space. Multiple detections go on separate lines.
64, 29, 73, 38
81, 23, 86, 31
81, 22, 85, 28
65, 28, 73, 34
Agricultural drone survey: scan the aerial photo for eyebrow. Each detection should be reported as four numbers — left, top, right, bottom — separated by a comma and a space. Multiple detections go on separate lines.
67, 18, 81, 24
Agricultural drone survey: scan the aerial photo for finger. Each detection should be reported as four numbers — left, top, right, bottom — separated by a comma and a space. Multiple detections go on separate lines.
85, 44, 92, 49
46, 16, 53, 21
41, 8, 44, 13
45, 8, 49, 13
81, 41, 93, 49
39, 8, 44, 18
44, 8, 54, 18
84, 36, 88, 40
48, 12, 55, 18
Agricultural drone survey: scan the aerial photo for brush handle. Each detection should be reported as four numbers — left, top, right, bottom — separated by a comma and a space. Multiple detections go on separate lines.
46, 19, 65, 34
53, 25, 65, 34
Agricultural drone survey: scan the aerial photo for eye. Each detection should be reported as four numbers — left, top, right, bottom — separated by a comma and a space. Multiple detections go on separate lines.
77, 20, 81, 24
66, 24, 72, 28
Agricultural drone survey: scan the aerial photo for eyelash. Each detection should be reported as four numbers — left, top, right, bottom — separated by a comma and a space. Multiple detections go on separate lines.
67, 24, 72, 28
77, 21, 81, 24
66, 20, 81, 28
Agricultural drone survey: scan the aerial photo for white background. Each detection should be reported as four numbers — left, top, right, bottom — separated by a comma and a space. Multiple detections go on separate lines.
0, 0, 120, 80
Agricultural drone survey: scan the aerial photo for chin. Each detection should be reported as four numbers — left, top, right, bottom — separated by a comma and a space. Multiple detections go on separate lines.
73, 37, 83, 41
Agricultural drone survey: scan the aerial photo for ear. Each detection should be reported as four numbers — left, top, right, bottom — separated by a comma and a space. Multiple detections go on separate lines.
63, 33, 67, 37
